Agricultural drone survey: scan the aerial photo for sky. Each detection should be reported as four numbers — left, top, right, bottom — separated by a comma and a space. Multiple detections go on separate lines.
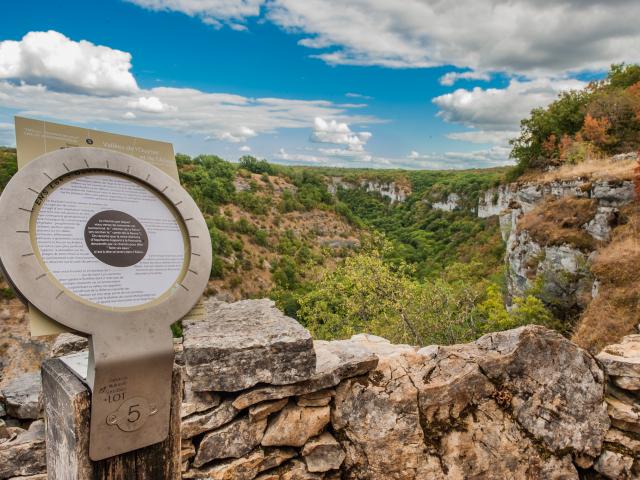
0, 1, 639, 169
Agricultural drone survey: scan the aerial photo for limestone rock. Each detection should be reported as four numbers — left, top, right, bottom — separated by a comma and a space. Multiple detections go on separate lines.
49, 333, 88, 357
597, 334, 640, 378
232, 337, 378, 410
185, 447, 296, 480
182, 399, 238, 439
183, 299, 316, 392
332, 325, 608, 479
605, 394, 640, 434
594, 450, 635, 479
255, 459, 325, 480
0, 420, 46, 479
613, 376, 640, 391
249, 398, 288, 422
604, 427, 640, 455
193, 416, 267, 467
297, 389, 334, 407
262, 403, 330, 447
0, 373, 42, 419
302, 432, 345, 472
182, 383, 221, 418
592, 181, 635, 207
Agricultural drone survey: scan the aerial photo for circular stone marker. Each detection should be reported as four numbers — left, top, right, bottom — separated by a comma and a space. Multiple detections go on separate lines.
84, 210, 149, 267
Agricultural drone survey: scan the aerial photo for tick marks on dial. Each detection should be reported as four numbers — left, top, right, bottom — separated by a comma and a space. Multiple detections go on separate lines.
35, 273, 46, 280
43, 172, 53, 181
62, 163, 70, 172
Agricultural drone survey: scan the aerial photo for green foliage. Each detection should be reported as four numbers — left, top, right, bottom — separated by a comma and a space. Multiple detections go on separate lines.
178, 154, 236, 214
238, 155, 277, 175
510, 63, 640, 175
0, 148, 18, 191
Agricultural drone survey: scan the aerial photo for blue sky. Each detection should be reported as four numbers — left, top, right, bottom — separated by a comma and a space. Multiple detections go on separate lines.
1, 0, 638, 169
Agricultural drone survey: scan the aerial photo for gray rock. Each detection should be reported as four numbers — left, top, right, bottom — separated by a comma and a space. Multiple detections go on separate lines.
592, 181, 635, 206
49, 333, 88, 357
249, 398, 288, 422
182, 399, 238, 439
594, 450, 634, 479
183, 299, 316, 392
193, 416, 267, 466
0, 420, 46, 479
261, 403, 330, 447
332, 325, 606, 479
0, 373, 42, 419
232, 337, 378, 410
302, 432, 345, 472
185, 447, 296, 480
181, 383, 221, 418
297, 389, 334, 407
255, 459, 325, 480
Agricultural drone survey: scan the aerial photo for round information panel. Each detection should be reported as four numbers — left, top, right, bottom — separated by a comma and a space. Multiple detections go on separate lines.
31, 171, 189, 310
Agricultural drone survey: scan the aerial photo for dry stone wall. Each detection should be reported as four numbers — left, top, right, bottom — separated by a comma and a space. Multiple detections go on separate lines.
2, 298, 640, 478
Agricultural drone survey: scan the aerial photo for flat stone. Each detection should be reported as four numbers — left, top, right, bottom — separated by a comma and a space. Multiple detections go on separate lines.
182, 399, 238, 439
0, 373, 42, 419
297, 389, 334, 407
604, 428, 640, 455
185, 447, 296, 480
605, 395, 640, 434
597, 334, 640, 378
262, 403, 330, 448
233, 337, 379, 410
181, 383, 221, 418
181, 438, 196, 463
49, 333, 88, 357
249, 398, 288, 422
193, 416, 267, 467
183, 299, 316, 392
0, 420, 46, 479
594, 450, 634, 479
613, 375, 640, 391
254, 459, 328, 480
8, 475, 48, 480
302, 432, 345, 472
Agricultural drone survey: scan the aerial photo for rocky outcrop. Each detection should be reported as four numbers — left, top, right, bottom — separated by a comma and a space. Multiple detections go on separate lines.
484, 179, 635, 316
326, 177, 410, 203
0, 373, 42, 420
431, 192, 460, 212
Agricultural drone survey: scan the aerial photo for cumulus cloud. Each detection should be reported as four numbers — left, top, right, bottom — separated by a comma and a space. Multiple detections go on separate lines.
0, 31, 138, 96
433, 77, 586, 145
310, 117, 372, 152
239, 145, 251, 152
128, 96, 171, 113
264, 0, 640, 77
125, 0, 263, 29
439, 71, 491, 86
406, 146, 513, 169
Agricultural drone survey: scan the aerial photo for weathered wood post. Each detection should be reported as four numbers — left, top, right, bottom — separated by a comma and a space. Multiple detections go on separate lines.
42, 358, 183, 480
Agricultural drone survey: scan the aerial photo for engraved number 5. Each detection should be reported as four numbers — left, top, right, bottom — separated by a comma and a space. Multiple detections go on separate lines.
128, 404, 141, 423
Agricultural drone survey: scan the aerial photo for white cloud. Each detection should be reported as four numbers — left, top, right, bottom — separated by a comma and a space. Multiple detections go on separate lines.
265, 0, 640, 77
239, 145, 251, 152
433, 77, 586, 145
125, 0, 263, 28
345, 92, 372, 100
310, 117, 372, 152
439, 71, 491, 86
0, 81, 377, 144
405, 146, 513, 169
128, 96, 171, 113
0, 31, 138, 96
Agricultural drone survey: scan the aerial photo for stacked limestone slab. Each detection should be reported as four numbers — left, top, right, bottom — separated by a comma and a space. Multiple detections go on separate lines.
595, 335, 640, 479
178, 299, 378, 479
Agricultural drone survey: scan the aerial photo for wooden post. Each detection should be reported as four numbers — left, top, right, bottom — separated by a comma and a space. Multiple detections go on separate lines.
42, 358, 182, 480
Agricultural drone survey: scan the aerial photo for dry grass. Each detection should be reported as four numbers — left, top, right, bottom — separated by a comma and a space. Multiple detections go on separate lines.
520, 156, 637, 184
572, 204, 640, 353
517, 197, 598, 251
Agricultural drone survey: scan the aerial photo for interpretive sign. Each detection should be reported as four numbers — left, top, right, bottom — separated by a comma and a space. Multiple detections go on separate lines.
0, 145, 212, 460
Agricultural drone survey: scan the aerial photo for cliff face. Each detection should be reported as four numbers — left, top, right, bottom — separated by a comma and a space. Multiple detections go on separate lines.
4, 298, 640, 479
479, 177, 635, 325
327, 176, 411, 203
